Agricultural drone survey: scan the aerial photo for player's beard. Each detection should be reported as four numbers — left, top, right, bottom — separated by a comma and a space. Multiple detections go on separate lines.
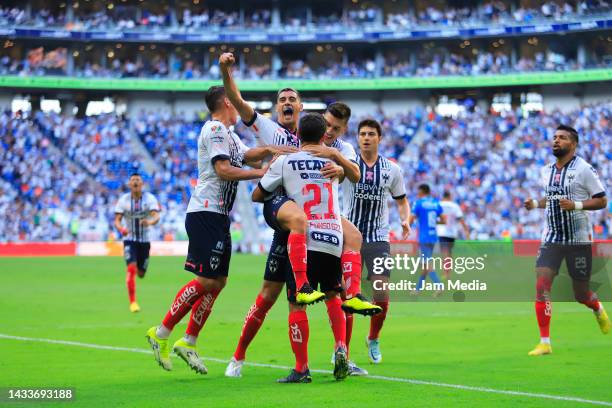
552, 146, 569, 157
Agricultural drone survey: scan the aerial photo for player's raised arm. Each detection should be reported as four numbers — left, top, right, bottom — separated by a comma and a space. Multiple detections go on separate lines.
219, 52, 255, 124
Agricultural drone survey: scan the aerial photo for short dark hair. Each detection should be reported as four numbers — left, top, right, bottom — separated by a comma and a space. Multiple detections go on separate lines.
276, 87, 301, 101
418, 184, 431, 195
357, 119, 382, 137
205, 85, 226, 113
443, 190, 451, 199
326, 102, 351, 124
556, 124, 579, 143
298, 113, 326, 143
129, 173, 142, 179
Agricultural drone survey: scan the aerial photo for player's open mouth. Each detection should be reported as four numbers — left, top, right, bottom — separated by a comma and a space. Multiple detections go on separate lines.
282, 106, 294, 115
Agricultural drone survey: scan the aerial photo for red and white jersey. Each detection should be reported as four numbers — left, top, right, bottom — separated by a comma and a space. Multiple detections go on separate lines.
259, 150, 344, 257
114, 192, 160, 242
187, 120, 249, 215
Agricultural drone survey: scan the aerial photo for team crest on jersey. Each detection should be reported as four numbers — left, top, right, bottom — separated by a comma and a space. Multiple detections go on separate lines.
567, 174, 575, 182
210, 255, 220, 271
382, 172, 390, 183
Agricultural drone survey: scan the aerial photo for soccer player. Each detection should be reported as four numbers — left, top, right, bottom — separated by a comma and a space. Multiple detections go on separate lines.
113, 173, 161, 313
219, 54, 380, 377
345, 119, 411, 365
524, 125, 610, 356
252, 113, 348, 383
409, 184, 446, 292
437, 190, 470, 280
145, 86, 290, 373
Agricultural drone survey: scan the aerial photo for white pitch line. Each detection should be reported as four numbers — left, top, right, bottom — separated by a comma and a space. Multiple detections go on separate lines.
1, 333, 611, 407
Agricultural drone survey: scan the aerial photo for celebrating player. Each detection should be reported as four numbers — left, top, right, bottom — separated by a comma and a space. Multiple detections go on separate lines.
252, 113, 348, 383
437, 190, 470, 280
145, 86, 290, 374
113, 173, 161, 313
409, 184, 446, 292
219, 53, 380, 377
524, 125, 610, 356
344, 119, 411, 365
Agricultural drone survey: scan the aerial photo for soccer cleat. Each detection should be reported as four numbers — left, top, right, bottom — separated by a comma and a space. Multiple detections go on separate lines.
366, 337, 382, 364
295, 283, 326, 305
333, 346, 349, 380
595, 306, 611, 334
129, 301, 140, 313
225, 357, 244, 377
145, 326, 172, 371
528, 343, 552, 356
342, 294, 382, 316
348, 361, 369, 376
277, 369, 312, 383
173, 338, 207, 374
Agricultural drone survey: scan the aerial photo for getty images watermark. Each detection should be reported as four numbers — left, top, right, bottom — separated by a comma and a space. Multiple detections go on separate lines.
371, 253, 488, 292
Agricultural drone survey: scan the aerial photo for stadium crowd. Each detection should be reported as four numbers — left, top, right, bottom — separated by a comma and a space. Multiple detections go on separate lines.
1, 101, 609, 243
2, 1, 608, 31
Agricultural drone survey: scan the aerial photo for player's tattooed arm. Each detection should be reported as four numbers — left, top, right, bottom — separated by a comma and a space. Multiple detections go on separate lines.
243, 146, 298, 168
302, 145, 360, 182
320, 162, 345, 181
141, 210, 160, 227
113, 213, 127, 236
214, 159, 267, 181
524, 198, 546, 210
219, 52, 255, 123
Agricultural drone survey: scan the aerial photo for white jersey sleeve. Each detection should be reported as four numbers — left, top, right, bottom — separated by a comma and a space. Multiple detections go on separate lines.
114, 194, 129, 214
389, 163, 406, 199
144, 192, 161, 213
243, 112, 300, 148
579, 164, 606, 198
259, 156, 286, 193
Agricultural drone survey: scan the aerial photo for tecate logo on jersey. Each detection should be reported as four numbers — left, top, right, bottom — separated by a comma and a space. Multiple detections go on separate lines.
288, 159, 328, 171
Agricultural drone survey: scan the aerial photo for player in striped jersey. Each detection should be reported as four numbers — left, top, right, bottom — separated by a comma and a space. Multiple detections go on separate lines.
219, 54, 380, 377
253, 113, 348, 383
145, 86, 287, 374
346, 119, 411, 365
113, 173, 161, 313
524, 125, 610, 356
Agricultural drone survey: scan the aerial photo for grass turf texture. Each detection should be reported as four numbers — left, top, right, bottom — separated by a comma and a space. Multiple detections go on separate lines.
1, 255, 611, 408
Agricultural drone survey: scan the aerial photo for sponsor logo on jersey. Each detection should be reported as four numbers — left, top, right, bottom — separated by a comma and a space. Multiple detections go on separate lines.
311, 231, 340, 246
287, 159, 327, 171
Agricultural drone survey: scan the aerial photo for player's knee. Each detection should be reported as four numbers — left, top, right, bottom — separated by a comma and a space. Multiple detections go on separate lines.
289, 302, 306, 312
261, 282, 282, 303
287, 212, 307, 234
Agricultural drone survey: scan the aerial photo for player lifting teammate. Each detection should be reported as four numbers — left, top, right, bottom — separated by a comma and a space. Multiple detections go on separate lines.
253, 113, 348, 383
145, 86, 293, 373
345, 119, 411, 365
219, 53, 380, 377
113, 173, 161, 313
524, 125, 610, 356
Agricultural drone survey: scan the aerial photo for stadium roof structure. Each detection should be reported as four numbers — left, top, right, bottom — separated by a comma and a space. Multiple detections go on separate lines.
1, 69, 611, 92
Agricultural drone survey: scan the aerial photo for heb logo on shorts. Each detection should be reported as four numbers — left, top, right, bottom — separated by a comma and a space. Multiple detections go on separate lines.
311, 231, 340, 246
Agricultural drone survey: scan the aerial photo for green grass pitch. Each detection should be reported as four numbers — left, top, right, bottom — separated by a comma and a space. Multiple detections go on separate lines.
1, 255, 611, 407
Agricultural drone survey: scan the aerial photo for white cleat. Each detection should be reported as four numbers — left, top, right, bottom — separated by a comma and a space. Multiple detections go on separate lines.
225, 357, 244, 377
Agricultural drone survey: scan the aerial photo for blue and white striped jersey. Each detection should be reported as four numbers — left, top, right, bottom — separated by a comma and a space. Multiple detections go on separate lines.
346, 155, 406, 243
114, 192, 160, 242
540, 156, 606, 244
187, 120, 249, 216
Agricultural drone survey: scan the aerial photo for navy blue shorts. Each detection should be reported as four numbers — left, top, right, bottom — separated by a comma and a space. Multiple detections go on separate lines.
184, 211, 232, 279
263, 229, 290, 283
536, 243, 592, 281
123, 240, 151, 272
362, 241, 392, 279
438, 236, 455, 253
285, 250, 343, 303
263, 195, 294, 232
